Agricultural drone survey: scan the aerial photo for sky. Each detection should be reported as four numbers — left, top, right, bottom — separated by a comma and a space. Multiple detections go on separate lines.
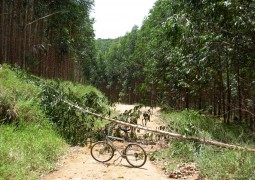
92, 0, 157, 39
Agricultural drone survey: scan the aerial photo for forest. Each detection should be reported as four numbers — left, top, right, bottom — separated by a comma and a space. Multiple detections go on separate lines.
1, 0, 255, 128
90, 0, 255, 130
0, 0, 95, 82
1, 0, 255, 179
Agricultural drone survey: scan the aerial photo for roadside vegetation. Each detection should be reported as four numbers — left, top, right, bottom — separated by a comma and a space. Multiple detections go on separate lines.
152, 110, 255, 179
2, 0, 255, 179
0, 65, 109, 179
1, 64, 255, 179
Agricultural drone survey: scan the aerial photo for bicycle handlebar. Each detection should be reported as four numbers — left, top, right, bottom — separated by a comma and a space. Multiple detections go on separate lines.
103, 126, 130, 135
120, 127, 130, 133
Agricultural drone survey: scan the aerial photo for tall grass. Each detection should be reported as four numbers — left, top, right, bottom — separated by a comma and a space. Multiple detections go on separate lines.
197, 146, 255, 179
155, 110, 255, 179
0, 123, 67, 180
0, 65, 68, 179
0, 65, 111, 180
0, 64, 111, 178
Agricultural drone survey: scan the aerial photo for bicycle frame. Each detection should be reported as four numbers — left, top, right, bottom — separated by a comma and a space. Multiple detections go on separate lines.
105, 135, 127, 158
91, 131, 148, 168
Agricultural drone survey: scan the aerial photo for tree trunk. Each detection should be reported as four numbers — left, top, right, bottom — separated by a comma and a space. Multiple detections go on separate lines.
213, 82, 217, 116
237, 64, 242, 122
226, 59, 231, 124
64, 99, 255, 153
220, 71, 226, 123
0, 1, 5, 62
198, 89, 202, 110
22, 5, 28, 69
185, 88, 189, 109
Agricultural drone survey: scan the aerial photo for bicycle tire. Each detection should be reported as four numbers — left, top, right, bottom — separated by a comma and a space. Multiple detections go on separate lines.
124, 143, 147, 168
91, 141, 114, 163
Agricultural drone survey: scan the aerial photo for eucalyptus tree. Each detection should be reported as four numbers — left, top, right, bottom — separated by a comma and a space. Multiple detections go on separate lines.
91, 0, 255, 128
92, 27, 139, 103
0, 0, 95, 82
182, 0, 255, 126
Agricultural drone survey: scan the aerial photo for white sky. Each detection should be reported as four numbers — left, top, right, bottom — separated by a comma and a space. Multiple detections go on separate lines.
92, 0, 157, 39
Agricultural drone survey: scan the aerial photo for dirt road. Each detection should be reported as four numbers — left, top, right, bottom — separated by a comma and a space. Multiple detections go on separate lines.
40, 104, 169, 180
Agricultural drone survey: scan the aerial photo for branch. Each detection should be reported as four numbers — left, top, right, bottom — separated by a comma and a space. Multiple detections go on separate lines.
0, 13, 12, 16
63, 100, 255, 153
25, 11, 68, 27
206, 107, 255, 119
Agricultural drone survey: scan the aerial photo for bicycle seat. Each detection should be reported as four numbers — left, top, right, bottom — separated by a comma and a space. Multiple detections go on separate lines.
120, 127, 131, 133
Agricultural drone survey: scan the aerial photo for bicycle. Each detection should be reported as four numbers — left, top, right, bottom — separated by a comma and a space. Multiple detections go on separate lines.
90, 127, 147, 168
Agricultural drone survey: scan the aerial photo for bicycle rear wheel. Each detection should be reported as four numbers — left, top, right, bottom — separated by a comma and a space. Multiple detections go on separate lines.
91, 141, 114, 162
125, 143, 147, 168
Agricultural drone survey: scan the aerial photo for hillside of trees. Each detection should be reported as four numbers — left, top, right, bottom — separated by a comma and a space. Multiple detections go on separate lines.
90, 0, 255, 130
0, 0, 95, 82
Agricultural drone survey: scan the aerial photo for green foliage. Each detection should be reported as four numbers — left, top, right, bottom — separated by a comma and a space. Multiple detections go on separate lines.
45, 0, 96, 74
0, 65, 41, 125
9, 64, 111, 145
0, 65, 111, 178
162, 110, 254, 144
0, 65, 67, 179
90, 26, 140, 103
0, 123, 67, 180
95, 38, 119, 54
155, 110, 255, 179
89, 0, 255, 127
197, 147, 255, 179
104, 105, 142, 140
1, 0, 95, 81
39, 80, 110, 145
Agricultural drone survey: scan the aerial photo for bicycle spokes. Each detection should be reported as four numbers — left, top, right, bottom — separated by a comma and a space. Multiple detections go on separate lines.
91, 142, 114, 163
125, 144, 147, 168
91, 141, 147, 168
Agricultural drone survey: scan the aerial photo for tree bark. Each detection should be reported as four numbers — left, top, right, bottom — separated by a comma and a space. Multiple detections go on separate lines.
220, 71, 226, 123
226, 58, 231, 124
237, 64, 242, 122
0, 1, 4, 62
22, 4, 28, 69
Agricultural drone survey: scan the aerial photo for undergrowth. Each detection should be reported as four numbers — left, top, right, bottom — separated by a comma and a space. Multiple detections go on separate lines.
152, 110, 255, 179
0, 123, 66, 180
0, 64, 110, 179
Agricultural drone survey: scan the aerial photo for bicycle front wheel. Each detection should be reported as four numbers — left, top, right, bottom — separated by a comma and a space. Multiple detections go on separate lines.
125, 143, 147, 168
91, 141, 114, 163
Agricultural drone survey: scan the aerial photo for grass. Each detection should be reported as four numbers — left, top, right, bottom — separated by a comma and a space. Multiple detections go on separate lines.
0, 65, 68, 179
0, 64, 109, 179
152, 110, 255, 179
0, 123, 67, 180
197, 146, 255, 179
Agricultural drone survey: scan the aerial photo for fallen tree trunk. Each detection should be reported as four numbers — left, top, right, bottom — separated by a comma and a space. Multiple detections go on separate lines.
64, 100, 255, 152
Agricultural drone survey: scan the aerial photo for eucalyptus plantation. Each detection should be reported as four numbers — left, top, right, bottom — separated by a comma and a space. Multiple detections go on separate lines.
91, 0, 255, 129
0, 0, 95, 82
